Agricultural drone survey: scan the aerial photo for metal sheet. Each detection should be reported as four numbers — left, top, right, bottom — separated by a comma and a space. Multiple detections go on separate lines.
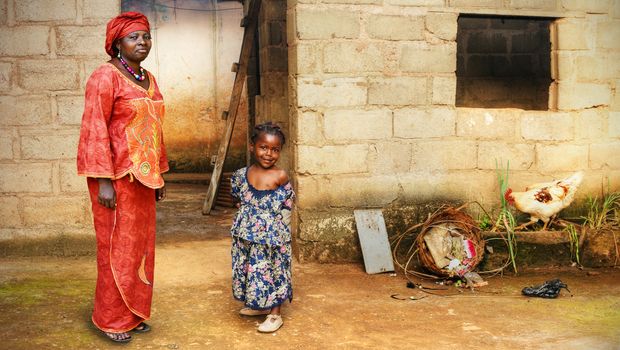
354, 209, 395, 274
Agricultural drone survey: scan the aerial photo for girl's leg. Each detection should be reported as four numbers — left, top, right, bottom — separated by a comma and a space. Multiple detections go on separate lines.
270, 305, 281, 315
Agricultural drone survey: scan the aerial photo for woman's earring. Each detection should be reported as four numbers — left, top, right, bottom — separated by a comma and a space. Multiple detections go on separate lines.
117, 50, 121, 58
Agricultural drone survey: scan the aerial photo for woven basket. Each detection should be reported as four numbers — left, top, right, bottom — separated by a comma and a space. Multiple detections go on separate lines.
415, 206, 485, 277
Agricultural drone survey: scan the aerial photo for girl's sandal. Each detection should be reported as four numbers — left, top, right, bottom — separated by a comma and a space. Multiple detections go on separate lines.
104, 331, 132, 343
132, 322, 151, 333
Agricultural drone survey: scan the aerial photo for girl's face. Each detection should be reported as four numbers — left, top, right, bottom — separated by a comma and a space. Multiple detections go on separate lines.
117, 30, 152, 63
250, 133, 282, 169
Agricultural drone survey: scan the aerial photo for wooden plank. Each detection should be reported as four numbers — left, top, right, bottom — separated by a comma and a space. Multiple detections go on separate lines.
353, 209, 395, 274
202, 0, 261, 215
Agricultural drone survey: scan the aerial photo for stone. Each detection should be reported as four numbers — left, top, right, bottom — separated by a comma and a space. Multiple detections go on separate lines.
456, 108, 517, 139
19, 60, 80, 91
609, 112, 620, 137
449, 0, 503, 7
394, 107, 456, 138
596, 20, 620, 50
556, 19, 590, 50
432, 76, 457, 105
83, 0, 120, 20
323, 42, 385, 73
324, 109, 392, 140
477, 142, 535, 170
15, 0, 76, 22
0, 95, 52, 126
368, 76, 427, 106
521, 112, 573, 141
297, 77, 367, 107
22, 196, 87, 226
20, 133, 79, 160
575, 54, 620, 81
60, 161, 86, 192
510, 0, 557, 10
56, 26, 106, 56
0, 163, 53, 193
289, 43, 318, 75
321, 175, 400, 207
0, 196, 21, 228
297, 144, 369, 174
295, 8, 360, 40
561, 0, 611, 13
367, 15, 425, 41
386, 0, 444, 5
368, 142, 412, 175
0, 26, 50, 56
575, 109, 607, 140
0, 133, 13, 159
590, 142, 620, 169
0, 62, 10, 91
537, 144, 589, 172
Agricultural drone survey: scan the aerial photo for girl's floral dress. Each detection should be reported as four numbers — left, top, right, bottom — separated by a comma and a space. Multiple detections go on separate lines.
230, 167, 295, 310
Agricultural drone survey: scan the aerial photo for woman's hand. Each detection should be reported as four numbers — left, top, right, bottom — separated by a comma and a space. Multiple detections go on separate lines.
156, 185, 166, 202
97, 178, 116, 209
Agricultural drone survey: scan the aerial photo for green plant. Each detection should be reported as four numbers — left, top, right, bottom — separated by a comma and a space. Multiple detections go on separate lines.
495, 160, 518, 274
582, 192, 620, 230
565, 224, 580, 265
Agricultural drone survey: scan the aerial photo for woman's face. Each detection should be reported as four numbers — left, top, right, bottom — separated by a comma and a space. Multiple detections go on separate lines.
117, 30, 151, 63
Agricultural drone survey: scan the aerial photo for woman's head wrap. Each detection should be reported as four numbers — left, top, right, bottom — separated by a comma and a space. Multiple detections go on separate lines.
105, 12, 150, 57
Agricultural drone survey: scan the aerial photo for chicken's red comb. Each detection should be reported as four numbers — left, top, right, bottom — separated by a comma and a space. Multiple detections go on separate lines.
504, 188, 513, 203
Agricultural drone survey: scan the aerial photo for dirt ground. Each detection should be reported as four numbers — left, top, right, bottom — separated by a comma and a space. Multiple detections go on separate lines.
1, 183, 619, 350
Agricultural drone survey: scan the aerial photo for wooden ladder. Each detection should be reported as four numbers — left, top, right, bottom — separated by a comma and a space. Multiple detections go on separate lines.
202, 0, 261, 214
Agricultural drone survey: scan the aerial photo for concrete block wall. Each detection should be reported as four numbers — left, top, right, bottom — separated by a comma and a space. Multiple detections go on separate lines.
287, 0, 620, 262
0, 0, 120, 240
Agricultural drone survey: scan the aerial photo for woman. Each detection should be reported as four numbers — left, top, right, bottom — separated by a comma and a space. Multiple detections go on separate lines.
77, 12, 168, 343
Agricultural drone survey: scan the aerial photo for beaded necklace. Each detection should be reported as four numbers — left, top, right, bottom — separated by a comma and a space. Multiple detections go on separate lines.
118, 53, 145, 81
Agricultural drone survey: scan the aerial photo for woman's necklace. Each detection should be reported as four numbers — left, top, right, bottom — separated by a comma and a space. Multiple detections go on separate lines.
118, 55, 146, 81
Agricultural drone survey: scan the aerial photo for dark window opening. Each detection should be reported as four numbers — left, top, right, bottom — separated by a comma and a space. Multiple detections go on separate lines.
456, 15, 555, 110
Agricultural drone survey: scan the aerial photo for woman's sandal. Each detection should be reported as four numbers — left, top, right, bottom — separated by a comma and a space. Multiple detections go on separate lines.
132, 322, 151, 333
104, 331, 132, 343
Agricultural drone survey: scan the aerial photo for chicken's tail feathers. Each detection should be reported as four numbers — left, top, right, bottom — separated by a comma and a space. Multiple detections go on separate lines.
562, 171, 584, 187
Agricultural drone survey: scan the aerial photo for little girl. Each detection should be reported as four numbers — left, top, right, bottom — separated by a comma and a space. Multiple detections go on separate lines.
230, 122, 295, 333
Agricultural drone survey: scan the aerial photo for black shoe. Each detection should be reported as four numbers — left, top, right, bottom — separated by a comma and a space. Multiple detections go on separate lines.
522, 278, 570, 298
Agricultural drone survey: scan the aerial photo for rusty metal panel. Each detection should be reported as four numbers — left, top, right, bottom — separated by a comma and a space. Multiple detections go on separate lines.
354, 209, 395, 274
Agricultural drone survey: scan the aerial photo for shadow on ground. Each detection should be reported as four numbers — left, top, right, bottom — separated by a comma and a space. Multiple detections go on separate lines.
0, 183, 619, 349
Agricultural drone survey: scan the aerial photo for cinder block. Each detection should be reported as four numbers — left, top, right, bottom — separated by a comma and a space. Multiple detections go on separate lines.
83, 0, 120, 20
426, 12, 458, 41
411, 140, 477, 171
0, 133, 13, 159
576, 109, 607, 140
15, 0, 76, 22
323, 42, 385, 73
590, 142, 620, 169
21, 133, 79, 160
0, 163, 53, 193
57, 95, 84, 125
60, 161, 86, 192
367, 15, 424, 41
615, 0, 620, 18
295, 175, 324, 209
521, 112, 573, 141
323, 175, 400, 207
557, 82, 611, 110
400, 43, 456, 73
324, 109, 392, 140
394, 107, 455, 138
457, 108, 517, 139
596, 20, 620, 50
19, 60, 80, 91
537, 144, 589, 172
296, 8, 360, 40
510, 0, 557, 10
560, 0, 611, 13
398, 170, 497, 203
322, 0, 380, 4
609, 112, 620, 137
432, 76, 456, 105
0, 95, 52, 126
0, 196, 21, 227
575, 54, 620, 81
296, 111, 323, 145
289, 43, 318, 75
368, 142, 412, 175
556, 19, 590, 50
22, 196, 87, 227
612, 80, 620, 111
0, 27, 49, 56
298, 210, 356, 242
368, 76, 427, 106
478, 142, 535, 170
0, 0, 6, 26
0, 62, 10, 91
57, 26, 106, 56
297, 77, 367, 107
297, 144, 369, 174
387, 0, 444, 6
449, 0, 504, 7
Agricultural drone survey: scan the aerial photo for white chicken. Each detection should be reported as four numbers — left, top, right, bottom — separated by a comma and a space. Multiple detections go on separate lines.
504, 171, 584, 230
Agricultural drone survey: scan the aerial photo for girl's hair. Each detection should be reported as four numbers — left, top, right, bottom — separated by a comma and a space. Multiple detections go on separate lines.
251, 122, 286, 146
